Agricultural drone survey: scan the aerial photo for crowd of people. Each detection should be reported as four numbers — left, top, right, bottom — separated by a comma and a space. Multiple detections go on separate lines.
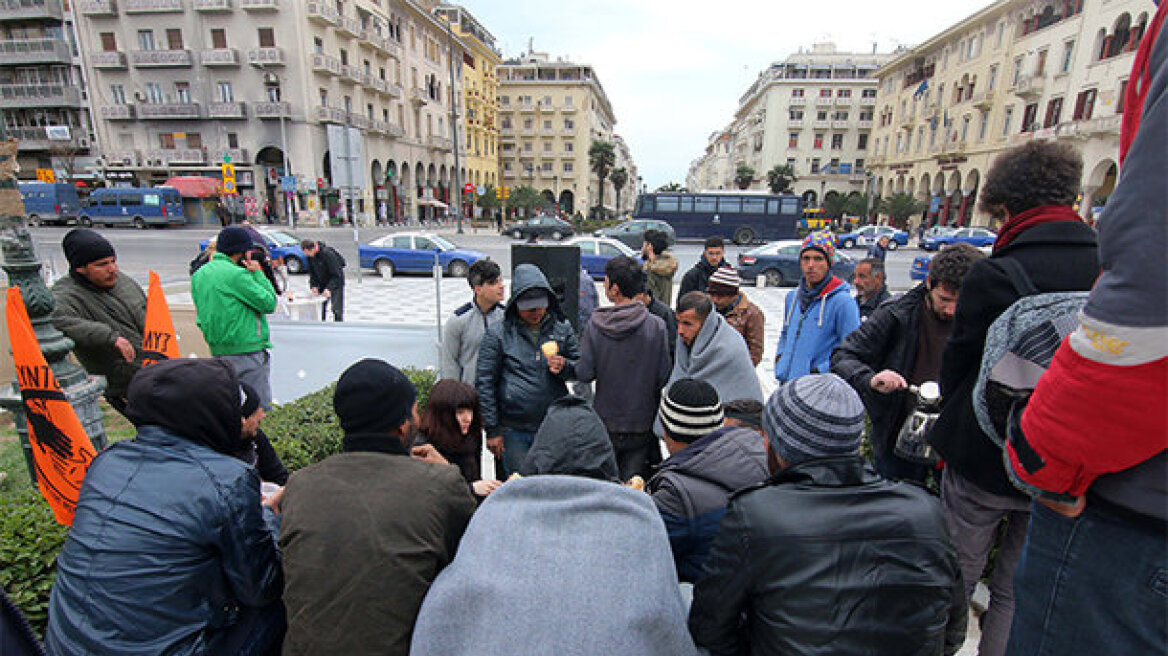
25, 21, 1165, 655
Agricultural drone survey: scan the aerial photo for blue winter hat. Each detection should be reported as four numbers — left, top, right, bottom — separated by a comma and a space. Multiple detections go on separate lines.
216, 225, 253, 255
762, 374, 864, 465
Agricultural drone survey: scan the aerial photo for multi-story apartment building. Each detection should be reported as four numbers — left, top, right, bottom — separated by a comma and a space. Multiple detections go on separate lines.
2, 0, 95, 179
498, 49, 621, 217
433, 3, 498, 218
869, 0, 1151, 227
612, 133, 638, 214
74, 0, 468, 223
689, 43, 892, 208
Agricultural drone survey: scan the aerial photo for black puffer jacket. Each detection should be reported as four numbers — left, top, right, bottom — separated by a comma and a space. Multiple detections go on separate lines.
831, 283, 928, 459
476, 264, 580, 434
930, 220, 1098, 497
676, 257, 724, 306
689, 457, 966, 656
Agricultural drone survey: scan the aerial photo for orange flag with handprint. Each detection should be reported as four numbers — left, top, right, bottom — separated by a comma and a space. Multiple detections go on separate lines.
6, 286, 97, 525
141, 270, 179, 366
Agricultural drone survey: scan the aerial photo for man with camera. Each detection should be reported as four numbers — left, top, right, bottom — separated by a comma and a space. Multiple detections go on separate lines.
192, 225, 279, 410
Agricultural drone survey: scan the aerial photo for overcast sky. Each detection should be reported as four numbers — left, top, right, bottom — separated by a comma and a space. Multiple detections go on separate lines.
455, 0, 994, 189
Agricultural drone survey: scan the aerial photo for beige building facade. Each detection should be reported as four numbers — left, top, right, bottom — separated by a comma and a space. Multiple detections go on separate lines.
869, 0, 1153, 228
74, 0, 470, 224
498, 49, 623, 217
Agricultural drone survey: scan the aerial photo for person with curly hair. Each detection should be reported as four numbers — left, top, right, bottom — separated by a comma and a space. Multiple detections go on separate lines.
928, 140, 1100, 656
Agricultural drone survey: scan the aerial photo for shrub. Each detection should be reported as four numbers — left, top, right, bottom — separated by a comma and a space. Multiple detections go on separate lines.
0, 487, 68, 637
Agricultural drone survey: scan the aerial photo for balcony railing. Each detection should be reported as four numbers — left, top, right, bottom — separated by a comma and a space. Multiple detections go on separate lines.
193, 0, 231, 10
410, 88, 430, 105
814, 97, 834, 106
90, 51, 127, 68
427, 136, 452, 151
1, 0, 64, 20
306, 1, 339, 25
559, 104, 577, 113
100, 104, 135, 120
146, 148, 205, 164
314, 106, 347, 124
199, 48, 239, 66
211, 148, 249, 163
137, 102, 200, 119
123, 0, 182, 12
253, 101, 290, 119
108, 150, 140, 166
831, 119, 850, 129
207, 101, 246, 118
385, 123, 405, 137
9, 126, 85, 151
788, 119, 804, 129
859, 96, 877, 106
78, 0, 118, 15
384, 82, 402, 97
247, 46, 284, 66
369, 35, 401, 59
0, 83, 80, 108
1013, 75, 1046, 98
971, 90, 995, 110
130, 49, 193, 67
311, 52, 341, 76
812, 119, 831, 129
788, 96, 807, 106
0, 38, 71, 66
835, 97, 853, 106
337, 15, 363, 37
240, 0, 276, 9
857, 119, 874, 129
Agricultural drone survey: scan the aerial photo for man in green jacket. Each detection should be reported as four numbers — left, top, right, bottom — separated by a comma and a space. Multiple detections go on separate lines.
51, 228, 147, 415
191, 225, 278, 409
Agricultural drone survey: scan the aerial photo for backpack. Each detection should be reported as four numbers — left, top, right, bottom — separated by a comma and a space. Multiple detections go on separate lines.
972, 257, 1088, 448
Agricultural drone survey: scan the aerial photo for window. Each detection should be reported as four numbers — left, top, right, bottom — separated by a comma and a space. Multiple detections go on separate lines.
961, 115, 971, 141
339, 49, 349, 66
810, 159, 821, 173
313, 37, 323, 54
210, 29, 227, 49
1022, 103, 1039, 131
217, 81, 233, 102
175, 81, 191, 103
543, 142, 552, 152
258, 28, 275, 47
1035, 49, 1048, 76
833, 111, 848, 120
563, 162, 573, 173
146, 82, 163, 103
1061, 41, 1075, 73
522, 119, 532, 129
743, 198, 765, 214
1116, 80, 1128, 113
988, 65, 998, 91
854, 159, 865, 172
541, 161, 553, 172
813, 133, 823, 149
788, 133, 798, 147
717, 197, 742, 213
137, 30, 155, 51
185, 133, 201, 148
657, 197, 680, 212
564, 142, 574, 152
979, 112, 990, 141
227, 132, 239, 148
1002, 106, 1014, 136
1044, 97, 1063, 127
1073, 89, 1096, 120
100, 32, 117, 51
837, 89, 851, 98
110, 84, 126, 105
819, 88, 832, 97
165, 28, 183, 50
830, 134, 844, 149
543, 120, 552, 129
789, 109, 803, 120
857, 134, 868, 150
791, 88, 804, 97
1012, 57, 1023, 86
564, 95, 574, 107
319, 88, 328, 107
861, 89, 876, 98
817, 110, 828, 120
564, 119, 574, 129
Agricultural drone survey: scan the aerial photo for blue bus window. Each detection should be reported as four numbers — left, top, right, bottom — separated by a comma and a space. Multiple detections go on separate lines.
679, 197, 694, 212
640, 197, 654, 213
100, 195, 117, 206
657, 196, 680, 212
118, 194, 137, 206
718, 197, 741, 213
781, 198, 800, 214
767, 199, 780, 215
695, 197, 717, 213
143, 194, 160, 206
743, 198, 765, 214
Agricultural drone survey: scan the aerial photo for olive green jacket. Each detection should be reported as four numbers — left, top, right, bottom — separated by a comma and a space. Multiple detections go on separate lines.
51, 273, 147, 399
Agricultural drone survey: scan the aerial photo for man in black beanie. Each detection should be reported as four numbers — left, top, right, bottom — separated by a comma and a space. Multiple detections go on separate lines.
279, 358, 475, 656
51, 228, 146, 414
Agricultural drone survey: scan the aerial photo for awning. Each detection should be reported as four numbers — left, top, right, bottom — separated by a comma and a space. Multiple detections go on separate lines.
417, 198, 448, 209
163, 176, 221, 198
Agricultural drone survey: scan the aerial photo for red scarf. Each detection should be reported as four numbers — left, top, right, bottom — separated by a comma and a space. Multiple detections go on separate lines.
993, 205, 1083, 251
1120, 2, 1167, 165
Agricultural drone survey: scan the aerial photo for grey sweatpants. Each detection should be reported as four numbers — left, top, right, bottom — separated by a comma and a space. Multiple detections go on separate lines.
219, 350, 273, 410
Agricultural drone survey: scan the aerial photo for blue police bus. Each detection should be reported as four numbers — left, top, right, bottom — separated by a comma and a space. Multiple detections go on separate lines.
631, 191, 802, 245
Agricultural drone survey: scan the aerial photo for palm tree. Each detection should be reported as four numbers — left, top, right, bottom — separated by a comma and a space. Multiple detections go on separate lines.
766, 164, 796, 194
610, 167, 628, 212
734, 164, 756, 190
877, 193, 926, 227
656, 182, 687, 192
588, 140, 616, 218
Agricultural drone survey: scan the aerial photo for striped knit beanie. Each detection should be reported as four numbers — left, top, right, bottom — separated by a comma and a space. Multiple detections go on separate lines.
706, 266, 741, 296
762, 374, 864, 465
659, 378, 723, 442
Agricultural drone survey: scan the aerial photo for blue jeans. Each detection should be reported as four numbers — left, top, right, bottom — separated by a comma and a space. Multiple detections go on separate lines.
500, 427, 535, 478
1005, 500, 1168, 655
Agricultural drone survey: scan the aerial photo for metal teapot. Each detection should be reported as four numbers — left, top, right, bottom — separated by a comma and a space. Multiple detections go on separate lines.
894, 381, 941, 466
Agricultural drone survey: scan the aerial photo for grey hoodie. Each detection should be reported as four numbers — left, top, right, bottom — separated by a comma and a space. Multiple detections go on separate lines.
576, 302, 672, 434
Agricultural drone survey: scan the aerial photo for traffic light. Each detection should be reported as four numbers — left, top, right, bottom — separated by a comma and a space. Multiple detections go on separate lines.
317, 177, 325, 191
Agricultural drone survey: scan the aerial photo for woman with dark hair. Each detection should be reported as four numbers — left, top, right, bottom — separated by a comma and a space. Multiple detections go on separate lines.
416, 379, 501, 497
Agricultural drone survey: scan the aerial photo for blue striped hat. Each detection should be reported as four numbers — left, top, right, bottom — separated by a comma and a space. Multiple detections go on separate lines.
763, 374, 864, 465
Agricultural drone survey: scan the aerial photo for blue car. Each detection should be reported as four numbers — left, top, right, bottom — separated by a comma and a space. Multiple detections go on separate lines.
837, 225, 909, 250
921, 227, 997, 251
566, 236, 638, 280
199, 228, 309, 273
359, 232, 487, 277
910, 255, 932, 281
737, 240, 856, 287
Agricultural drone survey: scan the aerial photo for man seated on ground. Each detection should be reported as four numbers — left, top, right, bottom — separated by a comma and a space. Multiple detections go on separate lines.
669, 291, 762, 406
706, 266, 765, 366
721, 398, 763, 433
410, 396, 698, 656
852, 257, 891, 320
648, 379, 768, 582
279, 359, 475, 656
689, 374, 966, 656
45, 359, 285, 656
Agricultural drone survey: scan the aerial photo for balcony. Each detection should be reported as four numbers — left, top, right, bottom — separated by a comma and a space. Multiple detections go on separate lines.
831, 119, 850, 129
518, 103, 536, 113
337, 15, 363, 38
9, 126, 85, 151
410, 88, 430, 105
788, 119, 804, 129
208, 101, 246, 118
369, 35, 402, 59
310, 52, 341, 76
0, 38, 71, 66
211, 148, 248, 163
193, 0, 231, 11
835, 96, 853, 106
1059, 114, 1122, 139
123, 0, 182, 12
240, 0, 276, 9
384, 82, 402, 97
562, 127, 575, 135
857, 119, 874, 129
859, 96, 877, 106
788, 96, 807, 106
137, 102, 200, 119
559, 103, 577, 113
247, 47, 284, 66
314, 106, 347, 124
200, 48, 239, 66
147, 149, 205, 165
0, 83, 80, 108
253, 101, 290, 119
130, 49, 193, 67
812, 119, 831, 129
971, 90, 995, 110
90, 51, 127, 69
350, 115, 372, 130
385, 123, 405, 137
814, 96, 834, 106
899, 115, 916, 130
78, 0, 117, 15
519, 128, 534, 136
1013, 75, 1046, 99
100, 104, 135, 120
1, 0, 64, 20
108, 150, 140, 166
306, 1, 339, 25
427, 136, 453, 151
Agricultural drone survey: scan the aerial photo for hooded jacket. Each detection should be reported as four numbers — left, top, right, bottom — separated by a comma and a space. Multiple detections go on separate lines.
50, 272, 146, 399
45, 359, 283, 656
720, 292, 766, 366
677, 257, 724, 305
774, 276, 861, 383
476, 264, 580, 434
411, 400, 697, 656
191, 251, 278, 356
645, 249, 679, 304
576, 302, 672, 434
648, 426, 768, 582
671, 311, 763, 405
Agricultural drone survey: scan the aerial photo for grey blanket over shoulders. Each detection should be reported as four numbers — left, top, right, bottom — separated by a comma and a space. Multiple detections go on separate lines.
670, 311, 763, 403
409, 475, 698, 656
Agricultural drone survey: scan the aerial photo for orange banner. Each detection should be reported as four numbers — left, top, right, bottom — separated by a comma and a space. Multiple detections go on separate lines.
6, 286, 97, 525
141, 270, 179, 366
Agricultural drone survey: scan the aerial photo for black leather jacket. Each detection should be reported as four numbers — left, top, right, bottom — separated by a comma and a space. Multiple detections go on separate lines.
689, 457, 967, 656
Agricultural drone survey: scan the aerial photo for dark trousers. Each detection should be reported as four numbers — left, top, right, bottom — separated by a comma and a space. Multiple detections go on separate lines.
204, 600, 285, 656
610, 432, 656, 482
321, 286, 344, 322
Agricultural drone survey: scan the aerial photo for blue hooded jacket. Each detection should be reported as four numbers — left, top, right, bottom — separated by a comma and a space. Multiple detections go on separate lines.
774, 276, 861, 382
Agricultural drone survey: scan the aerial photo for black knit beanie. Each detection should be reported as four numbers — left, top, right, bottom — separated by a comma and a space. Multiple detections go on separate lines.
333, 359, 417, 435
62, 228, 115, 269
659, 378, 724, 442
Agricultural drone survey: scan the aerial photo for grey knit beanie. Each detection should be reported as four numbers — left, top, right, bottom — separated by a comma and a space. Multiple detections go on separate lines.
762, 374, 865, 465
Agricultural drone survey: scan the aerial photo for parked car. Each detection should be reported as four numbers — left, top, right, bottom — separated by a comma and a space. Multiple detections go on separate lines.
922, 226, 958, 241
837, 225, 909, 250
737, 240, 856, 287
199, 228, 310, 273
506, 216, 574, 241
565, 236, 638, 280
19, 182, 82, 226
80, 187, 186, 228
593, 219, 676, 250
359, 232, 487, 277
921, 227, 997, 250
